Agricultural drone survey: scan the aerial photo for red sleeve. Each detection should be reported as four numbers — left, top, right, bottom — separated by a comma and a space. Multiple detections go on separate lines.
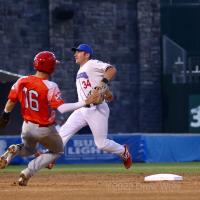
8, 79, 20, 102
48, 84, 64, 109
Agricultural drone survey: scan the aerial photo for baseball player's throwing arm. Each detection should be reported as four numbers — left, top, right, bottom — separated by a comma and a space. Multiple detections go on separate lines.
57, 90, 101, 114
57, 101, 86, 113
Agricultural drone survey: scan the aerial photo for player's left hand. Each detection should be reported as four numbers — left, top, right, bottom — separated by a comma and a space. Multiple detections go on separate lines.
96, 81, 114, 103
86, 87, 104, 105
97, 81, 109, 94
104, 89, 114, 102
0, 111, 10, 128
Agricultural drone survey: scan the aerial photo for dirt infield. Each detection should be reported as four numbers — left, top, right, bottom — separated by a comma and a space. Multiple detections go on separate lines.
0, 172, 200, 200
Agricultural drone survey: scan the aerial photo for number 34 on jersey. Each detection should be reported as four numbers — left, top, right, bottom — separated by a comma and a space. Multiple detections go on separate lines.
82, 79, 91, 89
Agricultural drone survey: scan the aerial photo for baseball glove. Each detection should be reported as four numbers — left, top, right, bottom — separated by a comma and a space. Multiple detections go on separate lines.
0, 111, 10, 128
86, 87, 104, 105
95, 81, 114, 103
88, 86, 114, 105
104, 89, 114, 102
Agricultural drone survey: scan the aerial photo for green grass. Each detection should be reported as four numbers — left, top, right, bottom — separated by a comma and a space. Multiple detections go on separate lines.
0, 162, 200, 174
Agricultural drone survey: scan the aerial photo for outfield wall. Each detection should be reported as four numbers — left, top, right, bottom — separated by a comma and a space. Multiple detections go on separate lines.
0, 134, 200, 164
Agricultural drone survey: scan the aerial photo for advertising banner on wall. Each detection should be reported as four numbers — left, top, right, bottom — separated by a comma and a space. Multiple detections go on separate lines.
1, 134, 200, 164
0, 134, 145, 165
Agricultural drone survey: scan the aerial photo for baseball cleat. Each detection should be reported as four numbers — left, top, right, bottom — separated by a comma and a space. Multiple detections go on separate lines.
121, 145, 132, 169
0, 144, 19, 169
18, 173, 30, 186
0, 156, 7, 169
34, 151, 55, 169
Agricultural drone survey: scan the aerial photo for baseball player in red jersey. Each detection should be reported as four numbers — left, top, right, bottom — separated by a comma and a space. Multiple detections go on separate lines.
59, 44, 132, 169
0, 51, 100, 186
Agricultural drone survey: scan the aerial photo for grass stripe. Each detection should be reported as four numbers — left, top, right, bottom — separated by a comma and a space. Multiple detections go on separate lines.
0, 162, 200, 174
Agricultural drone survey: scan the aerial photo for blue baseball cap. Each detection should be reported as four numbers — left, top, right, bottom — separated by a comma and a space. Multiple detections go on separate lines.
71, 44, 93, 55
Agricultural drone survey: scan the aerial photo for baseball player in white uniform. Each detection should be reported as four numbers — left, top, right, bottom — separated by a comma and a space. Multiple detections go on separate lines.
59, 44, 132, 168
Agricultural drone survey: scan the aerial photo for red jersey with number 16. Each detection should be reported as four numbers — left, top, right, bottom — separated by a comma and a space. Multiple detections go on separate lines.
8, 75, 64, 126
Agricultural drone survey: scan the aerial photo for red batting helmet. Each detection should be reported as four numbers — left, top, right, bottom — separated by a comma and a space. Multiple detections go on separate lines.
33, 51, 59, 74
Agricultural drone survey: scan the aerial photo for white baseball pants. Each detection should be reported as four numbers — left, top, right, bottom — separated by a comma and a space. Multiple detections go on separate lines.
59, 102, 124, 155
18, 121, 64, 177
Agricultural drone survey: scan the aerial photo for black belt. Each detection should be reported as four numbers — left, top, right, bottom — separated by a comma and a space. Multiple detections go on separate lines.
85, 103, 103, 108
85, 103, 98, 108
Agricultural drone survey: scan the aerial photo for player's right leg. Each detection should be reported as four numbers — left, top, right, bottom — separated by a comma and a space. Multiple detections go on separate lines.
34, 150, 55, 169
18, 120, 69, 186
19, 152, 61, 186
0, 144, 23, 169
17, 121, 51, 186
38, 110, 87, 170
59, 109, 87, 145
34, 110, 87, 171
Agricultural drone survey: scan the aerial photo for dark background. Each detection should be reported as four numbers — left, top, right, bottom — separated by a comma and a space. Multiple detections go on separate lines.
1, 0, 200, 134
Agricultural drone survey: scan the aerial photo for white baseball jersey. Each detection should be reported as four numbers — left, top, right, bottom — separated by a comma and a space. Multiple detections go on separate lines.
76, 59, 110, 101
